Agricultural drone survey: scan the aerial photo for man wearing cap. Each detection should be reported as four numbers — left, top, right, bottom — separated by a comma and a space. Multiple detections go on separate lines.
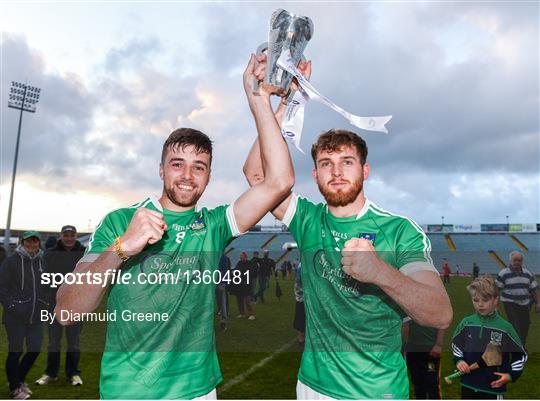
0, 231, 48, 399
38, 226, 86, 387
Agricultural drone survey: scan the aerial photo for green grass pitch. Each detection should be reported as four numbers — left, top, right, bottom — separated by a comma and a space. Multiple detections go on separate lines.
0, 276, 538, 399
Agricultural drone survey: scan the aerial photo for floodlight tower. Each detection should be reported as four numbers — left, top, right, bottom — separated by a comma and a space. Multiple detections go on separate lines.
4, 81, 41, 251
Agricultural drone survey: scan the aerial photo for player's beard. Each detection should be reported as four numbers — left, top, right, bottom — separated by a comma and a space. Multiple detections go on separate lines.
164, 181, 203, 208
318, 177, 363, 207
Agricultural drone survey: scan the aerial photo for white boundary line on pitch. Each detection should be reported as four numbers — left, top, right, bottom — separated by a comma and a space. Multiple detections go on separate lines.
219, 338, 298, 394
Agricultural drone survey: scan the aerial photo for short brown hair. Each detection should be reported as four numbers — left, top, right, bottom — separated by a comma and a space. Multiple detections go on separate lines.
467, 276, 499, 299
161, 128, 213, 164
311, 129, 368, 165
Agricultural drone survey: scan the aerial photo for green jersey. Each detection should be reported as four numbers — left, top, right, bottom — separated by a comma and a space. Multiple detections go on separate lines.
82, 197, 238, 399
283, 195, 436, 399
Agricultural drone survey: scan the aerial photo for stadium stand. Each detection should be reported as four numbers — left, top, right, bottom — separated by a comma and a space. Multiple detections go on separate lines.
450, 233, 516, 251
514, 233, 540, 252
225, 232, 539, 276
76, 231, 538, 276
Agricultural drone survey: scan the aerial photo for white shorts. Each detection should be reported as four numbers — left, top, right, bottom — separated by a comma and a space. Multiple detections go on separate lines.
296, 381, 336, 400
193, 388, 216, 400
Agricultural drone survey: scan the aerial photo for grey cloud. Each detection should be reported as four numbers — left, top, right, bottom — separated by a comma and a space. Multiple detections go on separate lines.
105, 37, 161, 73
201, 5, 267, 71
0, 34, 197, 196
279, 3, 539, 175
1, 34, 95, 181
1, 3, 538, 226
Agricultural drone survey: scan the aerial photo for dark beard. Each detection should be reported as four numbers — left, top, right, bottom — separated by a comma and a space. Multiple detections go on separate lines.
318, 178, 363, 207
164, 184, 202, 208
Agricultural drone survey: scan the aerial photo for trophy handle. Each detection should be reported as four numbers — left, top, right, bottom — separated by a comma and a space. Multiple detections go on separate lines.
284, 54, 307, 104
253, 42, 268, 95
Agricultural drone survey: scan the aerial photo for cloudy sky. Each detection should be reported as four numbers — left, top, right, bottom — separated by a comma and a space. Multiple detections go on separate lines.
0, 1, 538, 232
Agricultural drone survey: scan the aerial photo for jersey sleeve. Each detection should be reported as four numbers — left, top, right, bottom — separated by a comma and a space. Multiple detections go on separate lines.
395, 219, 438, 276
281, 194, 319, 249
79, 211, 126, 264
205, 204, 239, 251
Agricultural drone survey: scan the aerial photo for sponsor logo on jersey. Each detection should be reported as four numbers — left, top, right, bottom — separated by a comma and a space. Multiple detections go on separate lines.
315, 250, 364, 297
191, 216, 206, 231
331, 230, 348, 240
140, 252, 198, 273
358, 232, 376, 243
171, 223, 190, 231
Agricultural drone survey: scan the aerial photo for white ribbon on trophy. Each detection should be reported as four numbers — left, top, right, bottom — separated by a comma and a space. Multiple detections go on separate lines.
278, 50, 392, 152
280, 87, 309, 154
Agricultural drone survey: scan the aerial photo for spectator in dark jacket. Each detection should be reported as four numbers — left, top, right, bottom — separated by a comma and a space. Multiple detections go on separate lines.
38, 225, 85, 387
472, 262, 480, 279
280, 259, 292, 279
44, 236, 57, 250
0, 231, 48, 399
230, 252, 255, 320
248, 251, 261, 301
255, 250, 275, 302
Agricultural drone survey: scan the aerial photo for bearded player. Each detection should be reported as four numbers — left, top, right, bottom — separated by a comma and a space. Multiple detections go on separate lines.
55, 55, 293, 400
244, 60, 452, 399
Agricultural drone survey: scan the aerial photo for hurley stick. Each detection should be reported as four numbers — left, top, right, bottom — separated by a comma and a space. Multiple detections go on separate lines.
445, 341, 502, 384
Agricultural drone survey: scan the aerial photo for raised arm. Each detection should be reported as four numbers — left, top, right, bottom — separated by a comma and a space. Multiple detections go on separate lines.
242, 56, 311, 222
232, 55, 296, 232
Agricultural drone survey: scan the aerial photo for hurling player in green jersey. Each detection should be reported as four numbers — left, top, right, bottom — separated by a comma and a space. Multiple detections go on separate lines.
243, 58, 452, 399
54, 55, 294, 400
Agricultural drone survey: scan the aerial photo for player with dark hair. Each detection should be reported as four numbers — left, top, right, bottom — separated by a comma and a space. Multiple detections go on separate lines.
55, 55, 294, 400
243, 58, 452, 399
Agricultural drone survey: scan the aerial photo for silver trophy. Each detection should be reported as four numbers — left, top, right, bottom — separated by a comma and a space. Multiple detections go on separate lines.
254, 9, 314, 97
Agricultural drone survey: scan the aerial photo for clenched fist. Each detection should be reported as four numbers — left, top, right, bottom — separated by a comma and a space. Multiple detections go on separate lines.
120, 208, 167, 256
456, 360, 470, 374
341, 238, 383, 284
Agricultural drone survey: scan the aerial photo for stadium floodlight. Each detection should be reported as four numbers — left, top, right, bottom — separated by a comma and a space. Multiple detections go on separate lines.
8, 81, 40, 113
441, 216, 445, 225
3, 81, 42, 253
